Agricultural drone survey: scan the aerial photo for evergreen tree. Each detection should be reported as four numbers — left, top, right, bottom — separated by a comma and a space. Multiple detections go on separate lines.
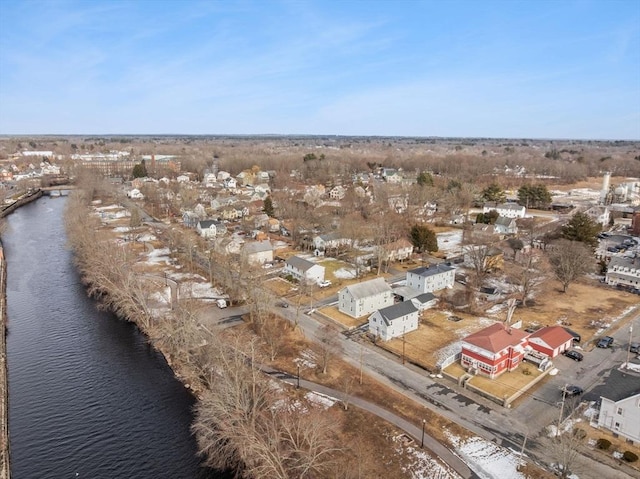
561, 212, 601, 248
263, 196, 275, 217
416, 171, 434, 187
409, 224, 438, 253
481, 183, 506, 203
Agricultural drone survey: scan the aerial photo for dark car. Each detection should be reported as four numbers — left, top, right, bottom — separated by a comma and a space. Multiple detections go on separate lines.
563, 350, 584, 361
562, 385, 584, 398
596, 336, 614, 348
277, 301, 289, 308
630, 342, 640, 354
563, 327, 581, 343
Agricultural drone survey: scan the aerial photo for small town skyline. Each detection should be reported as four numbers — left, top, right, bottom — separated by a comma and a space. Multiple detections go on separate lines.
1, 0, 639, 140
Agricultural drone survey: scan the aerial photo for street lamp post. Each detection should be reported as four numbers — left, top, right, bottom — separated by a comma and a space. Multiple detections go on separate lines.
421, 419, 426, 448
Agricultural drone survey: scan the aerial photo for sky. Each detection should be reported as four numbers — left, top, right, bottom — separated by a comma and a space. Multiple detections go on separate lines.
0, 0, 638, 139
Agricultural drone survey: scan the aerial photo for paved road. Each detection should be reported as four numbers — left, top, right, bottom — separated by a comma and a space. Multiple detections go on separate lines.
276, 298, 639, 479
261, 365, 477, 479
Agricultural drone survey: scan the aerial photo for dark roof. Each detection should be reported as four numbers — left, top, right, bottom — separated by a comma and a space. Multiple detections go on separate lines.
375, 301, 418, 326
286, 255, 317, 272
408, 263, 455, 278
413, 292, 436, 304
588, 367, 640, 403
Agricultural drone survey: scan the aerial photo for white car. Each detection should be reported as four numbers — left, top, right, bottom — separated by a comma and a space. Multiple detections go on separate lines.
318, 280, 332, 288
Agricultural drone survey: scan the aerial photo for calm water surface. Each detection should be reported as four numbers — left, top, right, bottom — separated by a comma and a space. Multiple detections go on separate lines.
5, 197, 226, 479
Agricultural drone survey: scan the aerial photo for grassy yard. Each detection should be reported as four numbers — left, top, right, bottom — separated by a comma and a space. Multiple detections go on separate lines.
381, 310, 497, 371
319, 305, 365, 329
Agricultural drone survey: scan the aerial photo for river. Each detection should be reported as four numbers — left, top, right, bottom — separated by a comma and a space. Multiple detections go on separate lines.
4, 197, 226, 479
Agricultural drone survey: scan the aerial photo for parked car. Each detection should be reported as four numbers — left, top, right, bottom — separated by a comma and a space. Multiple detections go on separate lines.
630, 342, 640, 354
563, 327, 581, 343
277, 301, 289, 308
318, 280, 332, 288
596, 336, 614, 348
563, 350, 584, 361
561, 385, 584, 398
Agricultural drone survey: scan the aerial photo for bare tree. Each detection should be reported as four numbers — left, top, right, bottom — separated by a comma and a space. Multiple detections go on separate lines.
511, 252, 548, 307
313, 324, 342, 374
548, 240, 594, 293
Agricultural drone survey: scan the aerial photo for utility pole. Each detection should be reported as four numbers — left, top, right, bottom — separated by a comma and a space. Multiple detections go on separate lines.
626, 324, 633, 369
420, 419, 426, 448
297, 364, 300, 389
402, 325, 406, 365
359, 343, 363, 385
558, 384, 567, 436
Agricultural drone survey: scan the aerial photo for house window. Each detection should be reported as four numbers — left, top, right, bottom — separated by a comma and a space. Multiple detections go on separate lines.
617, 407, 623, 415
614, 422, 620, 430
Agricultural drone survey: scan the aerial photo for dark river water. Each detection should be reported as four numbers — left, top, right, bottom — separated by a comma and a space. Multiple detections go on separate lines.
5, 197, 226, 479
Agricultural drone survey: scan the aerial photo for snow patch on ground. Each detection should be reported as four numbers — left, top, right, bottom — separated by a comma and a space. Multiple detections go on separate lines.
446, 432, 525, 479
304, 391, 337, 409
149, 287, 171, 305
114, 226, 131, 232
437, 230, 464, 254
334, 267, 357, 279
138, 233, 157, 242
394, 436, 461, 479
295, 350, 317, 369
146, 247, 172, 264
179, 281, 223, 300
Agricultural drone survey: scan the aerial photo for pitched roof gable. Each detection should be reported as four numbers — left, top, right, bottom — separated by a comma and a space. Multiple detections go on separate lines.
529, 326, 574, 348
286, 255, 316, 272
408, 263, 455, 278
463, 323, 529, 354
344, 277, 391, 300
376, 301, 418, 326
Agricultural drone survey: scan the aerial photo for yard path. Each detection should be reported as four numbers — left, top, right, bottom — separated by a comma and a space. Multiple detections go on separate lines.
261, 365, 477, 479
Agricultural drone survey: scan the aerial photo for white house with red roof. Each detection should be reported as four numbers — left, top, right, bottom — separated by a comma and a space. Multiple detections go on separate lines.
527, 326, 574, 358
460, 323, 529, 378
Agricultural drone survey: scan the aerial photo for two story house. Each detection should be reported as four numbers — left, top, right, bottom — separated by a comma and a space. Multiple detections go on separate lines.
338, 277, 393, 319
605, 256, 640, 289
284, 256, 325, 285
483, 202, 526, 219
368, 301, 419, 341
460, 323, 529, 378
406, 264, 455, 293
197, 220, 227, 239
598, 391, 640, 445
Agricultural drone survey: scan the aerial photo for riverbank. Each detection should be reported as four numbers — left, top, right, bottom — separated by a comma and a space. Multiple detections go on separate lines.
0, 189, 42, 219
0, 245, 10, 479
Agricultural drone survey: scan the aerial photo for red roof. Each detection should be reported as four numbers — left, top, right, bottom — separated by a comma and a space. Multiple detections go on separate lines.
529, 326, 574, 349
463, 323, 529, 354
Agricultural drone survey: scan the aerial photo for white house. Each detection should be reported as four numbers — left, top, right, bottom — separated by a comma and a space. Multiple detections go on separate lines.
605, 256, 640, 289
406, 264, 455, 293
376, 238, 414, 263
284, 256, 325, 285
368, 301, 419, 341
329, 185, 346, 200
583, 205, 611, 227
313, 232, 351, 253
197, 220, 227, 239
493, 216, 518, 235
127, 188, 144, 199
243, 240, 274, 265
597, 392, 640, 445
223, 177, 237, 189
483, 203, 526, 219
338, 277, 394, 319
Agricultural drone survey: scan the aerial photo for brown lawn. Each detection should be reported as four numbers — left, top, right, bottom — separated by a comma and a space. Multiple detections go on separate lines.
319, 305, 365, 329
512, 277, 639, 346
381, 310, 496, 371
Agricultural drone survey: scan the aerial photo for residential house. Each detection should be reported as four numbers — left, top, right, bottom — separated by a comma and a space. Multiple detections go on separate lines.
127, 188, 144, 199
483, 202, 526, 219
464, 246, 504, 272
223, 177, 237, 189
220, 206, 240, 221
217, 171, 231, 182
313, 232, 351, 253
376, 239, 414, 263
253, 213, 270, 229
406, 264, 455, 293
329, 185, 346, 200
197, 220, 227, 239
284, 256, 325, 285
368, 301, 419, 341
182, 211, 201, 228
598, 391, 640, 445
267, 218, 280, 233
493, 216, 518, 235
527, 326, 574, 358
382, 168, 403, 183
460, 323, 529, 378
605, 256, 640, 289
388, 194, 408, 213
338, 277, 394, 319
243, 240, 274, 265
410, 292, 438, 312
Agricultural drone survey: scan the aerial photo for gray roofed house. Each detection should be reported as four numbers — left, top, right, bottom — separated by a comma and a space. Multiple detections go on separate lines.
410, 292, 438, 311
605, 256, 640, 289
338, 277, 394, 319
368, 300, 419, 341
493, 216, 518, 235
243, 240, 274, 264
197, 219, 227, 239
406, 263, 455, 293
592, 368, 640, 444
284, 255, 325, 284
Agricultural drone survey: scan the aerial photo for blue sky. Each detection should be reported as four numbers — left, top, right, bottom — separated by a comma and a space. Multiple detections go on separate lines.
0, 0, 638, 139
